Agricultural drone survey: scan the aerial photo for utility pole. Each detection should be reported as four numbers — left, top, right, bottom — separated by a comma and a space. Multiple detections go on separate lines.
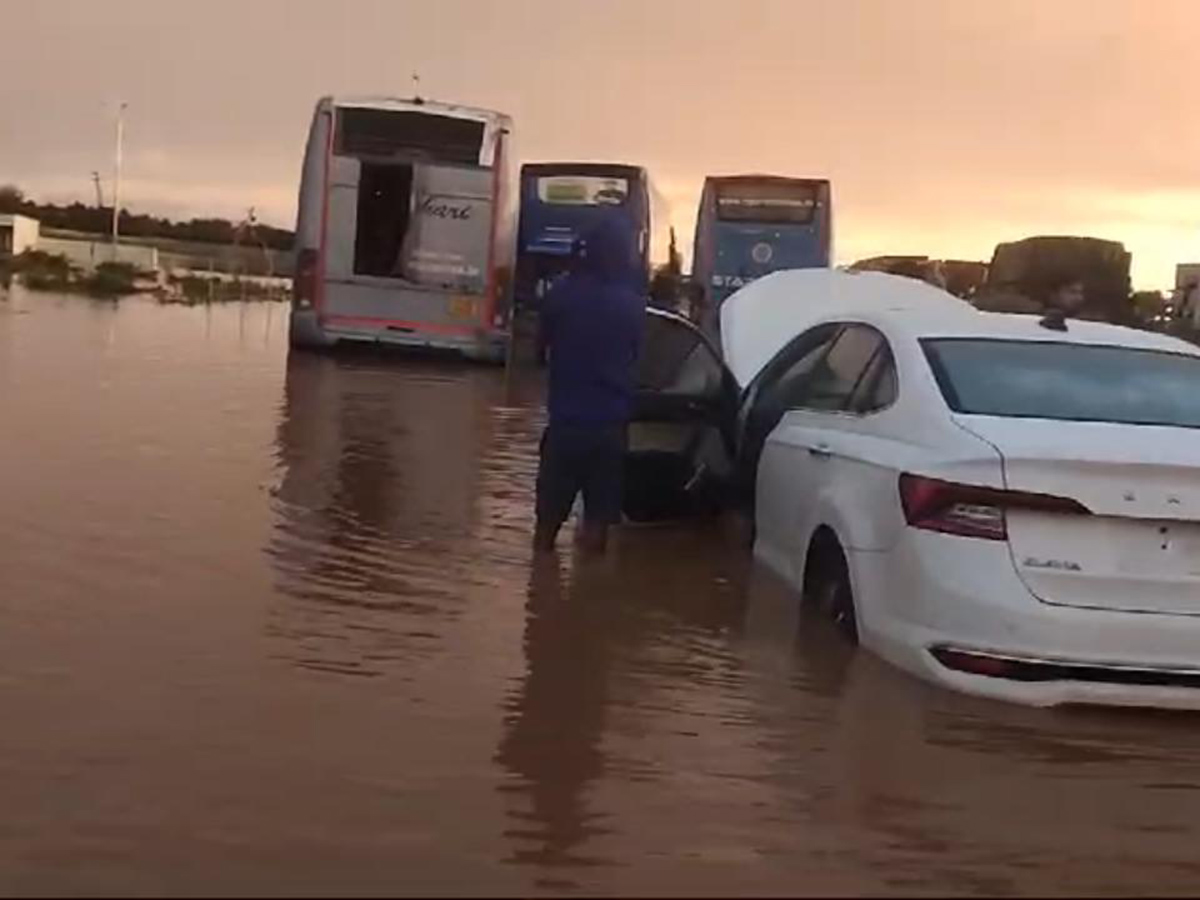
111, 102, 127, 257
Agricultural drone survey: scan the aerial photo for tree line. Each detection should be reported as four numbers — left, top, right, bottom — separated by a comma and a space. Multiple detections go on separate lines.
0, 185, 294, 251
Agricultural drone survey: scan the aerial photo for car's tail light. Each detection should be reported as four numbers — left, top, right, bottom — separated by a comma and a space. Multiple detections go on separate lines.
899, 473, 1090, 541
293, 248, 318, 309
930, 646, 1018, 678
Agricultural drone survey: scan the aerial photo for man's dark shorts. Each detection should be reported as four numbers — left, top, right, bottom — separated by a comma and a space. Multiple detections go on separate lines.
535, 422, 627, 531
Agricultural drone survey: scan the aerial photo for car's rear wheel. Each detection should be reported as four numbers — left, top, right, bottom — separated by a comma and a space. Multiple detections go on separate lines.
803, 530, 859, 644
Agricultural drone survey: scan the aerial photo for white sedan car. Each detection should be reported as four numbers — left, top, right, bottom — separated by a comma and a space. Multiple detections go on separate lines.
626, 269, 1200, 709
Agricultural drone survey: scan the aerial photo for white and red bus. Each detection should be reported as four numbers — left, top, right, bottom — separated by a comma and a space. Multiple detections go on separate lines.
289, 96, 516, 362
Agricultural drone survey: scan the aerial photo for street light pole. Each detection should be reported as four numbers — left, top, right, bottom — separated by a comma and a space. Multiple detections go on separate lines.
111, 102, 127, 258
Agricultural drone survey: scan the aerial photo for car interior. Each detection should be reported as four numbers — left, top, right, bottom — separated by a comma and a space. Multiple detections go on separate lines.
624, 314, 735, 521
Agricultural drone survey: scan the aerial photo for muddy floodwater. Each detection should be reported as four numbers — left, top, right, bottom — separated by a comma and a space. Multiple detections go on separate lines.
5, 289, 1200, 897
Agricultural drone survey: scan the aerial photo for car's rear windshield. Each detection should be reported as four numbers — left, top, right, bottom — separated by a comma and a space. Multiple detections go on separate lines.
922, 338, 1200, 429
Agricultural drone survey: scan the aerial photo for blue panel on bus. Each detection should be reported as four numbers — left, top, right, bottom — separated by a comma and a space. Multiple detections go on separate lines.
692, 176, 833, 314
708, 222, 830, 301
523, 225, 578, 257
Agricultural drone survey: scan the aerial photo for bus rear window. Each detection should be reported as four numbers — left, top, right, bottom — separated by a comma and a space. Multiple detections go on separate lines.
537, 176, 629, 207
715, 182, 819, 224
337, 108, 485, 165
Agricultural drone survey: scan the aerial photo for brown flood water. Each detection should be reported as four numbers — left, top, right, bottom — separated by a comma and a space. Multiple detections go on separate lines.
4, 289, 1200, 897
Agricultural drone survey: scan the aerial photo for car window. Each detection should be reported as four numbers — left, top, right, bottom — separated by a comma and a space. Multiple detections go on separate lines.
736, 323, 841, 479
867, 356, 898, 409
637, 314, 723, 398
849, 347, 898, 413
923, 338, 1200, 428
795, 325, 883, 411
742, 323, 841, 416
763, 329, 842, 408
673, 343, 723, 395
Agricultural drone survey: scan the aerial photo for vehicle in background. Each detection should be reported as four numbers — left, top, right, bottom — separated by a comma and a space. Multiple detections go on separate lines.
974, 235, 1133, 325
939, 260, 990, 300
848, 256, 989, 300
1175, 263, 1200, 332
690, 175, 832, 337
629, 268, 1200, 709
849, 256, 946, 291
289, 96, 515, 362
514, 163, 652, 316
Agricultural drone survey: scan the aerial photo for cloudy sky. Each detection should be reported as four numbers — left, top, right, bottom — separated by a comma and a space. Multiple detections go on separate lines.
2, 0, 1197, 286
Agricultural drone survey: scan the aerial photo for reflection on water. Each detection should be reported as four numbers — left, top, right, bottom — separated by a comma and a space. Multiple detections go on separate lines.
4, 292, 1200, 895
267, 353, 502, 679
496, 559, 615, 873
494, 540, 752, 883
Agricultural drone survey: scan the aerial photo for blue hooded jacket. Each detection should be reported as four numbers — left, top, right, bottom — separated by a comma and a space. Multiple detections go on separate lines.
540, 219, 647, 426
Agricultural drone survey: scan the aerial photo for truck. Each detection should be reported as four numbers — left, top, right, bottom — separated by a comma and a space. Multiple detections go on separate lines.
974, 235, 1133, 324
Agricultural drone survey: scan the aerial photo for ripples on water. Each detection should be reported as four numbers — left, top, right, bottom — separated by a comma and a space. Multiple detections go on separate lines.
3, 290, 1200, 895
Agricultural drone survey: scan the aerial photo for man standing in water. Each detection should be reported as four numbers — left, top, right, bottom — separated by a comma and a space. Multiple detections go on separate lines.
534, 219, 646, 555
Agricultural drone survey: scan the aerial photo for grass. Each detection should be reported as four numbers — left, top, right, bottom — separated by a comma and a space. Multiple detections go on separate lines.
2, 251, 147, 298
159, 272, 289, 305
81, 262, 140, 298
3, 250, 75, 292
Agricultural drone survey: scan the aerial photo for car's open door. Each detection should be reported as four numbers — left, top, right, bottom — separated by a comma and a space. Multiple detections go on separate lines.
625, 309, 739, 521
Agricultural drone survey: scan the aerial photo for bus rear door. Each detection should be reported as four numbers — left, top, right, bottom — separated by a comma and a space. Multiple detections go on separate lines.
322, 158, 497, 346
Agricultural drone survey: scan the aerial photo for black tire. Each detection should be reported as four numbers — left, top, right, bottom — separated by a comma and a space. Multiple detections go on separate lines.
288, 308, 335, 352
804, 534, 859, 644
737, 506, 757, 550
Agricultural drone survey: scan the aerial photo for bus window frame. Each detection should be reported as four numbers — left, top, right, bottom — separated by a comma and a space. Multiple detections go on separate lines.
713, 182, 822, 226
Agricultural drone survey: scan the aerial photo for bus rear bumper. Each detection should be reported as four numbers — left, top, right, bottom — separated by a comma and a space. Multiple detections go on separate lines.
289, 308, 508, 363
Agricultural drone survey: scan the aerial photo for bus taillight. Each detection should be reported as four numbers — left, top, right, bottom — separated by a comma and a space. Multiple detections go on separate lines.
293, 248, 318, 309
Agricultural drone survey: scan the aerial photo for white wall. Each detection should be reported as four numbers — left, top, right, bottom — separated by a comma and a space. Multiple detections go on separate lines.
12, 215, 39, 254
37, 236, 159, 272
0, 215, 40, 255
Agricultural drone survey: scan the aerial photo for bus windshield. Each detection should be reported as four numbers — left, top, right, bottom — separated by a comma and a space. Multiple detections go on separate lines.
715, 182, 819, 225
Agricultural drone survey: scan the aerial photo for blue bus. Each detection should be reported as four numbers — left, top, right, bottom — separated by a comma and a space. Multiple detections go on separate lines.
690, 175, 833, 334
514, 163, 652, 315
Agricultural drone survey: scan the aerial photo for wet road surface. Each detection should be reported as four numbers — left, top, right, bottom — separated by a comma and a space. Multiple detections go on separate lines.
4, 290, 1200, 896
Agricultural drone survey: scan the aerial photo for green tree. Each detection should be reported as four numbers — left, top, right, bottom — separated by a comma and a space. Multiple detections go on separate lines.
1131, 290, 1166, 322
0, 185, 25, 214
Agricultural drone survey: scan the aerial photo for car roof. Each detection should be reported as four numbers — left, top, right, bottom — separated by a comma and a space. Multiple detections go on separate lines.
720, 269, 1200, 387
889, 311, 1200, 355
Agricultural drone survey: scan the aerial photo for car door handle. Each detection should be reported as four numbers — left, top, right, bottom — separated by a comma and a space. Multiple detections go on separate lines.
808, 444, 832, 459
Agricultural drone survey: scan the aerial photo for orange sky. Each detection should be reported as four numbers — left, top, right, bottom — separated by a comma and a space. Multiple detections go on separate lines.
2, 0, 1197, 287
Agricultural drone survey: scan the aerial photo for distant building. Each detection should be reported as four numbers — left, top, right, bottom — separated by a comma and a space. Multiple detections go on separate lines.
0, 214, 40, 257
847, 255, 988, 299
1176, 263, 1200, 327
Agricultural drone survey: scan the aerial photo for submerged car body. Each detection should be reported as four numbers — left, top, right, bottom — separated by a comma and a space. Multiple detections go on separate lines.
629, 268, 1200, 709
